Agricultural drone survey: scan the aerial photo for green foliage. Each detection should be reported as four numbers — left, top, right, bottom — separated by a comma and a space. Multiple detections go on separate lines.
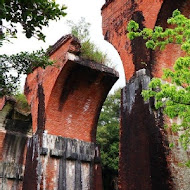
185, 160, 190, 168
0, 0, 66, 96
127, 10, 190, 150
15, 93, 30, 112
97, 89, 120, 171
68, 18, 108, 64
68, 18, 90, 42
0, 50, 53, 96
97, 89, 120, 189
0, 0, 67, 46
128, 9, 190, 53
80, 40, 107, 64
177, 160, 190, 168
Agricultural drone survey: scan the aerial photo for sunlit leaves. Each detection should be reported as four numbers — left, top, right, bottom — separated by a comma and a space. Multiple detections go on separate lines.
127, 20, 139, 32
127, 9, 190, 55
127, 10, 190, 150
0, 0, 67, 45
146, 40, 155, 49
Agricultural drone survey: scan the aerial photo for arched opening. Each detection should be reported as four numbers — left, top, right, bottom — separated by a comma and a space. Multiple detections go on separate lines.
96, 42, 125, 190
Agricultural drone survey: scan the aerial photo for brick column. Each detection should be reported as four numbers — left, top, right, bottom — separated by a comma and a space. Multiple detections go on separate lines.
23, 35, 118, 189
102, 1, 190, 189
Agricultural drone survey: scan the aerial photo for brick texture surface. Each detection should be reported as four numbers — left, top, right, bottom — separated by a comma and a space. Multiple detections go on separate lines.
25, 35, 118, 143
23, 35, 118, 189
102, 1, 190, 190
102, 0, 190, 81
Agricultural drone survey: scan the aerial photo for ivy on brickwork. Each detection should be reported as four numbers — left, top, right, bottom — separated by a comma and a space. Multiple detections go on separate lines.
127, 10, 190, 150
0, 0, 67, 97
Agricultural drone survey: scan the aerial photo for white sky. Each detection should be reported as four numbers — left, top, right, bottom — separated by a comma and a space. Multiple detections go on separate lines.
0, 0, 125, 94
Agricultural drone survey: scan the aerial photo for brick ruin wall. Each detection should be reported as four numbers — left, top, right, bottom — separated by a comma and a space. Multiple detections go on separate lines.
102, 0, 190, 80
0, 35, 118, 189
102, 0, 190, 190
0, 96, 31, 190
23, 35, 118, 190
1, 1, 190, 189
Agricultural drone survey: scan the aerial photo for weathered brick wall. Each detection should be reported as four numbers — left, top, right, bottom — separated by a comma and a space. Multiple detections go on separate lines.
102, 0, 190, 190
120, 70, 190, 190
0, 35, 118, 189
23, 35, 119, 189
102, 0, 163, 80
0, 96, 31, 190
120, 69, 173, 189
23, 134, 102, 189
151, 1, 190, 78
25, 35, 118, 142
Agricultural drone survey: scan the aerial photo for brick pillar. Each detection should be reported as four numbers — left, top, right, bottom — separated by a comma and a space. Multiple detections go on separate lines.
23, 35, 118, 189
120, 69, 172, 190
102, 1, 190, 189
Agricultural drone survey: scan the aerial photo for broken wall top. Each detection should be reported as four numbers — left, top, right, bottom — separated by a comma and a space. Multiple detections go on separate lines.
24, 35, 119, 142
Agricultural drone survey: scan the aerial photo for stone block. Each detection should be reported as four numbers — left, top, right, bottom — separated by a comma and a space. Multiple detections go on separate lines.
40, 147, 48, 156
50, 149, 64, 158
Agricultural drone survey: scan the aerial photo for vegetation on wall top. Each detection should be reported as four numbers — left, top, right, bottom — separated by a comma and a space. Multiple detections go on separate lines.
68, 18, 109, 65
97, 89, 120, 189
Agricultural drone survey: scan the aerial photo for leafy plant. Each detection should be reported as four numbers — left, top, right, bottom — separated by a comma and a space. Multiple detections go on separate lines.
68, 18, 90, 42
0, 0, 67, 96
80, 40, 107, 64
0, 0, 67, 46
0, 50, 53, 96
97, 89, 120, 189
127, 10, 190, 149
68, 18, 109, 64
